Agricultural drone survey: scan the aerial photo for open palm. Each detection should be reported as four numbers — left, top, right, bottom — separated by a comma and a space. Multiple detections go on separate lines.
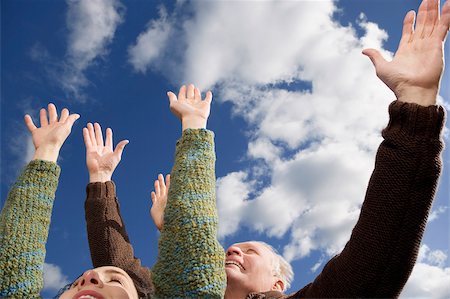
150, 174, 170, 231
83, 123, 128, 183
25, 103, 79, 150
167, 84, 212, 123
363, 0, 449, 106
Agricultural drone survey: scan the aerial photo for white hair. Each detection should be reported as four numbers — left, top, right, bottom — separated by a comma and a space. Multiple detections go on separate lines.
255, 241, 294, 291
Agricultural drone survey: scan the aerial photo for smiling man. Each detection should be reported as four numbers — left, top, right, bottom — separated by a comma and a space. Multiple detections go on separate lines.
222, 0, 450, 298
224, 242, 293, 298
84, 0, 449, 298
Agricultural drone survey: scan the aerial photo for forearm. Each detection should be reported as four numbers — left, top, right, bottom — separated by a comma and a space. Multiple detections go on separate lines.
85, 181, 126, 267
85, 181, 153, 298
0, 160, 60, 298
296, 101, 445, 298
152, 129, 226, 298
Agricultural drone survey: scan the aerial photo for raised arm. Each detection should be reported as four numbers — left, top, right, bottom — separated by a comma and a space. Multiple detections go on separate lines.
82, 123, 154, 298
152, 84, 226, 298
294, 1, 448, 298
0, 104, 79, 298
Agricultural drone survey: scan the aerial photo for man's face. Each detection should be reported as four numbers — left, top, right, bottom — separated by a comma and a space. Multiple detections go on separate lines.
59, 266, 139, 299
225, 241, 281, 293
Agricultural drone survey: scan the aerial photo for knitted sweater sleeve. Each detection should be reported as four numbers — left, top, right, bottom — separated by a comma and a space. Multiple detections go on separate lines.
0, 160, 60, 298
84, 181, 154, 298
152, 129, 226, 298
291, 101, 445, 298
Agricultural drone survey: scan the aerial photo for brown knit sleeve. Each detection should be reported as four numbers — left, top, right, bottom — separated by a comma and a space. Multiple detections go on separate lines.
85, 181, 154, 298
291, 101, 445, 298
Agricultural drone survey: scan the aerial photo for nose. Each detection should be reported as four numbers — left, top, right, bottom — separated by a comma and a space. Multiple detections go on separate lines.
226, 245, 243, 256
78, 270, 104, 289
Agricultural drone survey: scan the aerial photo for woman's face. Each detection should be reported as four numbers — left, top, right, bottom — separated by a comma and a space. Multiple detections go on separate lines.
59, 266, 139, 299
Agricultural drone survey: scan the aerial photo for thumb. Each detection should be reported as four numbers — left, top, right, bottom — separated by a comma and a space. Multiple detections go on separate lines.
167, 91, 177, 105
114, 140, 129, 159
151, 191, 156, 204
165, 174, 171, 191
65, 113, 81, 128
204, 91, 213, 104
362, 48, 386, 69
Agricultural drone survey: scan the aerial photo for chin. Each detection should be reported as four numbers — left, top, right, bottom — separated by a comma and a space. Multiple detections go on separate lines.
225, 266, 243, 281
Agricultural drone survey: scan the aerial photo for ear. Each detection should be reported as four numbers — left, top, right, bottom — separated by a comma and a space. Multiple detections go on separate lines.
271, 279, 285, 292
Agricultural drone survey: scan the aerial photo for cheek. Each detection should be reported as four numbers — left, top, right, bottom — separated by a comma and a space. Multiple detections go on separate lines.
110, 285, 134, 298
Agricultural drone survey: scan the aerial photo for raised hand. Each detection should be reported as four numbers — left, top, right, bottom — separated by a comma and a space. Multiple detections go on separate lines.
25, 103, 80, 162
150, 174, 170, 231
83, 123, 129, 183
167, 84, 213, 130
363, 0, 450, 106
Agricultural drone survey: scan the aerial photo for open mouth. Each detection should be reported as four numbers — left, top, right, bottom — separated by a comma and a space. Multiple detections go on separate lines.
74, 290, 106, 299
225, 261, 245, 271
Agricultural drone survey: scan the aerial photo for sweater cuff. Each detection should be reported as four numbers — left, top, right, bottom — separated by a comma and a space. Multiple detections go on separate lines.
383, 101, 445, 140
21, 159, 61, 188
177, 128, 214, 145
86, 181, 116, 200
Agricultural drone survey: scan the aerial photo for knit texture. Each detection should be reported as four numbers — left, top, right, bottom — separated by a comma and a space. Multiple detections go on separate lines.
85, 181, 154, 298
86, 129, 226, 298
248, 101, 445, 299
0, 160, 60, 298
151, 128, 226, 298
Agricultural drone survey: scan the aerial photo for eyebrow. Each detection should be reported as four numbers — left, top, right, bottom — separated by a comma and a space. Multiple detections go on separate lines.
104, 269, 128, 276
238, 244, 259, 252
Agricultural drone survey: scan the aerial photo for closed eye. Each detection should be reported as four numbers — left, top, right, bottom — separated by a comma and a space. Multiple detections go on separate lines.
109, 276, 124, 285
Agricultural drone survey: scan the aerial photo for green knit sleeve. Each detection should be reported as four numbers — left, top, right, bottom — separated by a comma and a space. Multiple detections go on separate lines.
0, 160, 60, 298
152, 129, 226, 298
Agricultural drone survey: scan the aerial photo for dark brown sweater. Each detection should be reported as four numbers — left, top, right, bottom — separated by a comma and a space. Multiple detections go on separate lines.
249, 101, 445, 299
85, 129, 226, 298
85, 101, 445, 298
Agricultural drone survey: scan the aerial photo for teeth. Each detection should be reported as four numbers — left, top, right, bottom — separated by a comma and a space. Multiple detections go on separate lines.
79, 296, 98, 299
225, 261, 244, 270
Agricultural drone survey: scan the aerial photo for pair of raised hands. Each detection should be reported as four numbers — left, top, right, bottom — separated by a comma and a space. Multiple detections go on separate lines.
25, 84, 212, 230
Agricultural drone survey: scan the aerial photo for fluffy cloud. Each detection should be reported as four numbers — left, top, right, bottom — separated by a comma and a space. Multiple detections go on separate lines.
129, 4, 446, 298
400, 245, 450, 298
43, 263, 70, 292
216, 171, 251, 238
128, 6, 171, 73
428, 205, 448, 222
62, 0, 124, 98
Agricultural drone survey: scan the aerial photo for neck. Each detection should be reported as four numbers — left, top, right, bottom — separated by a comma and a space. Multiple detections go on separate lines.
225, 284, 249, 299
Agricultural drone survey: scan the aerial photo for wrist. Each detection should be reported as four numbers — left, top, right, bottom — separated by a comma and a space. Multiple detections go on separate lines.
89, 171, 112, 183
33, 145, 61, 163
181, 116, 207, 131
396, 86, 438, 107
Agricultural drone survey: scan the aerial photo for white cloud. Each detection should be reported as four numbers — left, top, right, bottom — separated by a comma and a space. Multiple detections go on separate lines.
62, 0, 124, 98
401, 245, 450, 299
417, 244, 448, 268
216, 171, 251, 238
5, 117, 36, 184
43, 263, 70, 292
130, 3, 440, 287
128, 6, 171, 73
428, 206, 448, 222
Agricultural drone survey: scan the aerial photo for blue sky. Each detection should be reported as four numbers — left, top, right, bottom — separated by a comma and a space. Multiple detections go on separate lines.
1, 0, 449, 298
